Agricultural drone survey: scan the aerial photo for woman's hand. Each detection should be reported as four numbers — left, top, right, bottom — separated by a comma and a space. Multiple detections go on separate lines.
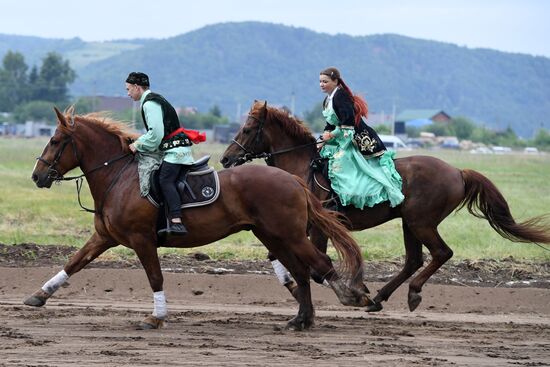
322, 131, 333, 141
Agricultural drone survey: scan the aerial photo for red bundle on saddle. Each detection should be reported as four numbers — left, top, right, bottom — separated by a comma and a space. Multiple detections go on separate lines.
165, 127, 206, 144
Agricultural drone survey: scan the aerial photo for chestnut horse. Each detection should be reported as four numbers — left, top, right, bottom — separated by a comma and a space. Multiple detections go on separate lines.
25, 107, 371, 331
221, 101, 550, 312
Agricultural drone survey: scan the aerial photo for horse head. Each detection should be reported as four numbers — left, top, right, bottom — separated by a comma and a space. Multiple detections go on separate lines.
32, 107, 80, 188
221, 100, 317, 170
221, 100, 272, 168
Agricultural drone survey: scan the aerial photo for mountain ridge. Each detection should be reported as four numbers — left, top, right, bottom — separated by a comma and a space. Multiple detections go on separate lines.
1, 22, 548, 137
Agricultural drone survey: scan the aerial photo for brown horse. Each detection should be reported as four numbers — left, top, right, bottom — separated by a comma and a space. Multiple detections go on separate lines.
221, 101, 550, 312
25, 107, 371, 331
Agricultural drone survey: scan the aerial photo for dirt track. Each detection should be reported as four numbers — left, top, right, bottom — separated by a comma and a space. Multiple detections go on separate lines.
1, 264, 549, 367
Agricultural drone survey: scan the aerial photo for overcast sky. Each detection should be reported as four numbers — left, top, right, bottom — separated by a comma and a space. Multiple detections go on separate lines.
1, 0, 548, 57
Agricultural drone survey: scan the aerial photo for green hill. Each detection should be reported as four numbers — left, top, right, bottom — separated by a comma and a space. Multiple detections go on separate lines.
2, 22, 549, 137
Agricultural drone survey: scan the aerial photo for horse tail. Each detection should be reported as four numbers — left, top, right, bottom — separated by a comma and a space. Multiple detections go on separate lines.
295, 177, 364, 282
459, 169, 550, 244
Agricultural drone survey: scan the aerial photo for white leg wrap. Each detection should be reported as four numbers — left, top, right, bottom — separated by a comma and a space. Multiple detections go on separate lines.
41, 270, 69, 294
271, 260, 293, 285
152, 291, 167, 319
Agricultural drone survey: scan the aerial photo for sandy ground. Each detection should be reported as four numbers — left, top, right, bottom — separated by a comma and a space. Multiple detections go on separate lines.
1, 265, 549, 367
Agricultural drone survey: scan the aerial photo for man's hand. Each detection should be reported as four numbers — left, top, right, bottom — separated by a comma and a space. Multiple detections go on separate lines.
129, 143, 137, 153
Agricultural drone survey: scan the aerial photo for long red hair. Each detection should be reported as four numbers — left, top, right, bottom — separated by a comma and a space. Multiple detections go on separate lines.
320, 67, 368, 126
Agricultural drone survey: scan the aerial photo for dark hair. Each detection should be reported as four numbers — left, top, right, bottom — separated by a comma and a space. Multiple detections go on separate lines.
126, 72, 150, 87
320, 67, 368, 126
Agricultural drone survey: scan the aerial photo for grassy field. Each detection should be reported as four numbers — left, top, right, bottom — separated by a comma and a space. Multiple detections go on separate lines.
1, 137, 549, 261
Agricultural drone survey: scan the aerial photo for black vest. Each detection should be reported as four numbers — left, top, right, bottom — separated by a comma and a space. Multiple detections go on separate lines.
324, 89, 386, 158
141, 92, 180, 135
141, 92, 192, 150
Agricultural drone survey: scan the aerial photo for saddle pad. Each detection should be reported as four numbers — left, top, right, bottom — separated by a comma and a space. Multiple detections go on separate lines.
147, 168, 220, 209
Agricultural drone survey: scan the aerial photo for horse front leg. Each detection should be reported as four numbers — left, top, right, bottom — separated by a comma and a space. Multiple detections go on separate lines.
24, 231, 115, 307
131, 237, 166, 329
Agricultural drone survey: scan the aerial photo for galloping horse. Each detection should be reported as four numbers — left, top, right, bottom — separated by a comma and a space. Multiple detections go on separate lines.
25, 107, 371, 331
221, 101, 550, 312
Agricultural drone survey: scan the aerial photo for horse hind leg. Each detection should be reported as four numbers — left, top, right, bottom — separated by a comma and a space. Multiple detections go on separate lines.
254, 231, 316, 330
277, 255, 315, 331
289, 237, 371, 308
407, 227, 453, 311
368, 222, 423, 312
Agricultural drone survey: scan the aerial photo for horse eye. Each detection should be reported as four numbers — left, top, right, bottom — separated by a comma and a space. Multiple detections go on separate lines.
50, 140, 59, 146
243, 128, 251, 135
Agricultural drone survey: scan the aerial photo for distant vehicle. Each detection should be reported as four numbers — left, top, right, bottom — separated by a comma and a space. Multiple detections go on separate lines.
441, 137, 460, 149
470, 147, 493, 154
523, 147, 539, 154
492, 146, 512, 154
406, 138, 425, 149
379, 134, 409, 150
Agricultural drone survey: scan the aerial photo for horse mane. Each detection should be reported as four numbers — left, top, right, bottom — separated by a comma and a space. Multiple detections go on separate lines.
58, 110, 140, 149
253, 103, 316, 144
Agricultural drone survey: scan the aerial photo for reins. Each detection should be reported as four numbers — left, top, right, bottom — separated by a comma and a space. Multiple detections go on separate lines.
230, 138, 321, 166
37, 140, 134, 214
65, 153, 134, 214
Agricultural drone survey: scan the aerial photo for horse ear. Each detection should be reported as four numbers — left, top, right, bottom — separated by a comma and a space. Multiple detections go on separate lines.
261, 100, 268, 120
53, 107, 67, 127
65, 105, 76, 126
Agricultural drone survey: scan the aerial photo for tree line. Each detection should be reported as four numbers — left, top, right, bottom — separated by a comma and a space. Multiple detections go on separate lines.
0, 51, 229, 129
0, 51, 75, 122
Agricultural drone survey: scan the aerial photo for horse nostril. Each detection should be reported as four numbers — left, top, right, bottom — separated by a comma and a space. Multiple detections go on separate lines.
220, 157, 228, 165
32, 173, 38, 183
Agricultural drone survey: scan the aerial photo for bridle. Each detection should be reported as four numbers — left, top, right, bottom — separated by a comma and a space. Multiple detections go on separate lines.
228, 108, 330, 193
36, 137, 79, 181
230, 110, 322, 166
36, 134, 133, 214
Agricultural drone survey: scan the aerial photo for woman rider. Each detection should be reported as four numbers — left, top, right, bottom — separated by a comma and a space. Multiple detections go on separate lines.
318, 66, 404, 210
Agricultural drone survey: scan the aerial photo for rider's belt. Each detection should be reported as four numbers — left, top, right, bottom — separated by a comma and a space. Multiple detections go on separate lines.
160, 130, 193, 151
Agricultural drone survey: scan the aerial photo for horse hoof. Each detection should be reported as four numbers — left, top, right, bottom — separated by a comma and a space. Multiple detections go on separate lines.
23, 290, 50, 307
408, 292, 422, 312
24, 296, 46, 307
138, 315, 165, 330
285, 316, 313, 331
285, 321, 304, 331
365, 301, 383, 313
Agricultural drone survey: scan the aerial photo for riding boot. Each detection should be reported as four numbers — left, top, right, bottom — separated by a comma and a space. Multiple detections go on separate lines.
167, 220, 188, 236
158, 216, 188, 236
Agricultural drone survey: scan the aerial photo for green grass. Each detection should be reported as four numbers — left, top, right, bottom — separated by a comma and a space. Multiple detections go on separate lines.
1, 138, 549, 261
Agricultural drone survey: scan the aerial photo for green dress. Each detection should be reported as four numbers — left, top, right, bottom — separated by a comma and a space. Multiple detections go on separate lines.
320, 106, 404, 209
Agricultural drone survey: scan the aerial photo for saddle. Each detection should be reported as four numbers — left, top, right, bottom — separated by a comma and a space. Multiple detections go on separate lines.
147, 155, 220, 209
148, 156, 220, 245
310, 157, 343, 212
